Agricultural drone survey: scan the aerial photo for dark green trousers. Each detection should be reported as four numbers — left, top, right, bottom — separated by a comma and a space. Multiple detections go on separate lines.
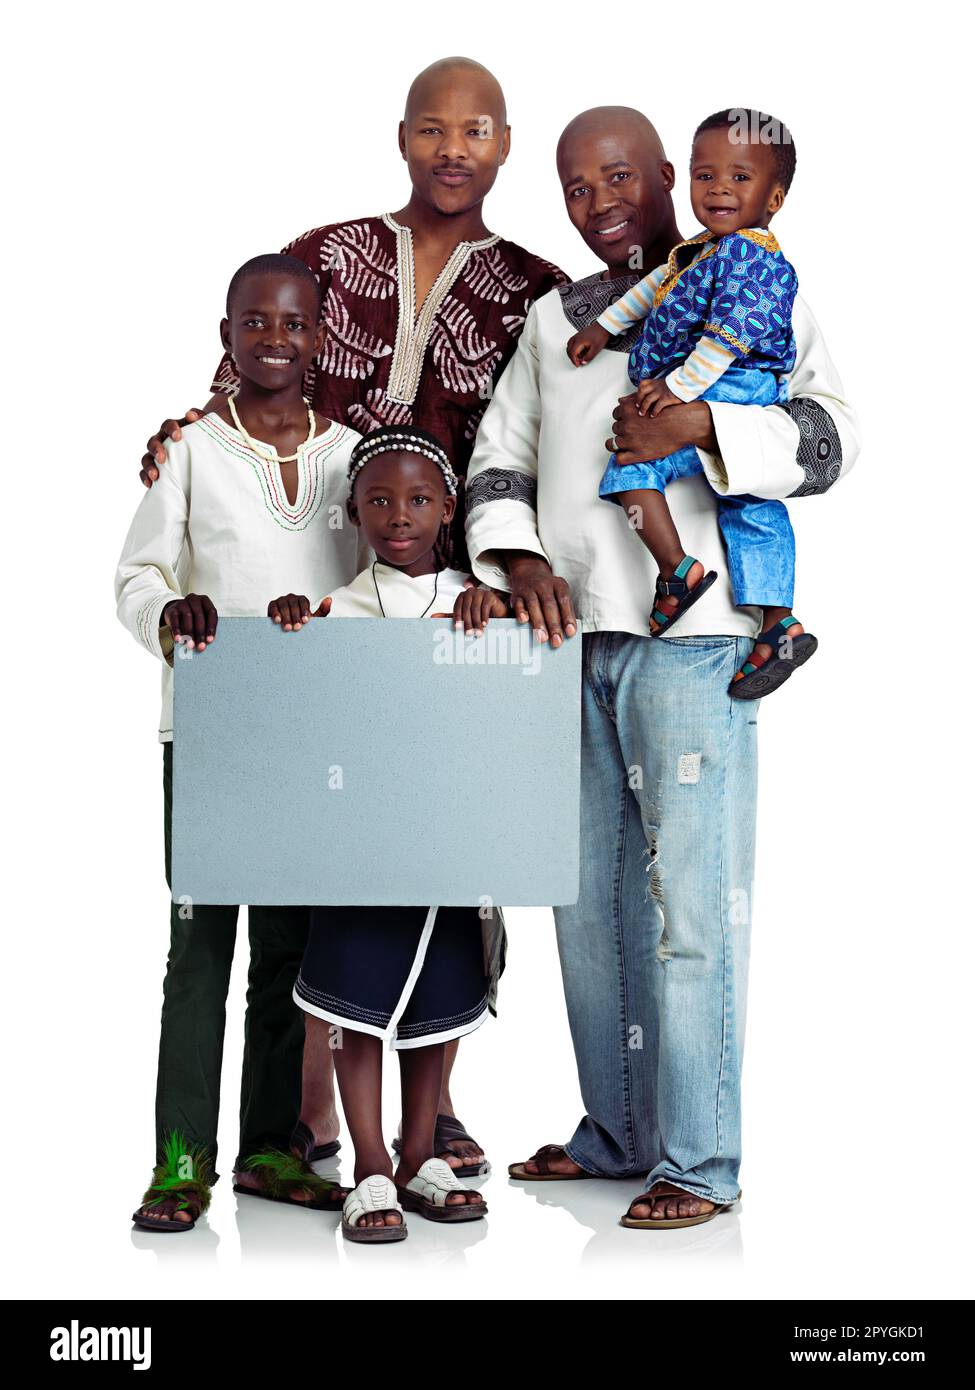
157, 742, 309, 1176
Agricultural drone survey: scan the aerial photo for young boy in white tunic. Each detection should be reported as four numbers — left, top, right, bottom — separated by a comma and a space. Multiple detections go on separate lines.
268, 426, 505, 1241
117, 255, 364, 1231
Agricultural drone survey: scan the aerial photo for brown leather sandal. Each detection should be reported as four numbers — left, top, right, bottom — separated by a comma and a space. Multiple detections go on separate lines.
619, 1180, 742, 1229
507, 1144, 598, 1181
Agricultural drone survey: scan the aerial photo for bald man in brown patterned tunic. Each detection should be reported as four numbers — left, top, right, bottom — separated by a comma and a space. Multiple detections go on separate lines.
138, 56, 566, 1180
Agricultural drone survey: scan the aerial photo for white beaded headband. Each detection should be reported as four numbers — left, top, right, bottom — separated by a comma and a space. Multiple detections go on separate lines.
347, 431, 459, 496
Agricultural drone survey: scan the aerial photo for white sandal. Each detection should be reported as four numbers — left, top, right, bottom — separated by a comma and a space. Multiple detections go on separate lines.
341, 1175, 407, 1243
398, 1157, 487, 1223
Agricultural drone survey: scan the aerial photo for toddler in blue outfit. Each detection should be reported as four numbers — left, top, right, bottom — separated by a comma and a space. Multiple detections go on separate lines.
568, 108, 817, 699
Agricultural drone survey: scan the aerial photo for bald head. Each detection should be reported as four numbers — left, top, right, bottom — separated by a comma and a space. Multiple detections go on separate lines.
405, 56, 507, 128
557, 106, 666, 172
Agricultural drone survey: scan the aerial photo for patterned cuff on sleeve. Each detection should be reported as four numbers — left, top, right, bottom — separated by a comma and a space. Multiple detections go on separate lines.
137, 594, 176, 661
777, 400, 844, 496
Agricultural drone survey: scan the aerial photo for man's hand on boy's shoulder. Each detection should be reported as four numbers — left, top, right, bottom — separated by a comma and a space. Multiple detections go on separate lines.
162, 594, 218, 652
140, 396, 225, 486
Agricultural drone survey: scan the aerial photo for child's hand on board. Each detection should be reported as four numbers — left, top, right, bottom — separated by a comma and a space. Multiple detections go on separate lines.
267, 593, 314, 631
567, 323, 610, 366
452, 585, 509, 635
636, 378, 682, 417
163, 594, 217, 652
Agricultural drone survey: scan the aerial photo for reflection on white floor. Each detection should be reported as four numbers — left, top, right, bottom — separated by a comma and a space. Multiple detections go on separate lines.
126, 1162, 744, 1297
13, 897, 971, 1303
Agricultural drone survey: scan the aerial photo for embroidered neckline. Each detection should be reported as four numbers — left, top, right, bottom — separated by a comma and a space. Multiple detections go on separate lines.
738, 227, 780, 253
651, 225, 782, 308
381, 212, 500, 406
198, 413, 348, 530
652, 236, 719, 308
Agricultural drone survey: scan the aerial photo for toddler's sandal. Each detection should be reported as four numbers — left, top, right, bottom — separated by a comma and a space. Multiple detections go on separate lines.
398, 1157, 487, 1223
730, 617, 818, 700
342, 1175, 408, 1243
651, 556, 717, 637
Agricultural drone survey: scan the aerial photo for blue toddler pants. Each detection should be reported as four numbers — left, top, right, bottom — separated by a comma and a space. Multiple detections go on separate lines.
599, 365, 795, 609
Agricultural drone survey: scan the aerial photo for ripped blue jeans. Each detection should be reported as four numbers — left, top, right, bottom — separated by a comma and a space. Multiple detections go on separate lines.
553, 630, 758, 1204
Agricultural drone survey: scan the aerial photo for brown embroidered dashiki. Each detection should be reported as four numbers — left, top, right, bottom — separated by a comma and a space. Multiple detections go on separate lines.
211, 213, 566, 564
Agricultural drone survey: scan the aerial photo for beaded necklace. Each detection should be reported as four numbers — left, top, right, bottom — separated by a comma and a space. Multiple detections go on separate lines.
228, 393, 316, 464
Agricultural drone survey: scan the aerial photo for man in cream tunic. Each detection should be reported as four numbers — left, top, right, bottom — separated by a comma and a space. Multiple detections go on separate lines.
465, 107, 859, 1226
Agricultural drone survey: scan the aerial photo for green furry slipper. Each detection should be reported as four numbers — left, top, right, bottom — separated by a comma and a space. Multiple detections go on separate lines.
234, 1149, 347, 1211
132, 1131, 214, 1233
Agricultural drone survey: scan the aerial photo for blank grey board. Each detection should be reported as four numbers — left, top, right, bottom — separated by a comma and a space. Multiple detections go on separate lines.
172, 617, 581, 907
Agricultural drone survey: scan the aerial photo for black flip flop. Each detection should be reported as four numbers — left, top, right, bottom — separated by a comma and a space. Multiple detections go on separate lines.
392, 1113, 491, 1178
650, 556, 718, 637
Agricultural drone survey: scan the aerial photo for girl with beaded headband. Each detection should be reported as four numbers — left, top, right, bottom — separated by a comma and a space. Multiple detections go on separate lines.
267, 426, 509, 1241
346, 426, 458, 497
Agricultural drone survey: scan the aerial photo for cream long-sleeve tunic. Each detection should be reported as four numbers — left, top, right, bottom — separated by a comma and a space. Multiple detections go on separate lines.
115, 412, 365, 741
465, 278, 860, 637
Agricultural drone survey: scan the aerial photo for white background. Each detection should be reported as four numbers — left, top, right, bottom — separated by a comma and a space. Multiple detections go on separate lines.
3, 0, 972, 1302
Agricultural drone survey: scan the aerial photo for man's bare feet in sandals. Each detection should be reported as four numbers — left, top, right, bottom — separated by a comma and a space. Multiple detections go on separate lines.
620, 1180, 740, 1228
131, 1133, 213, 1231
392, 1110, 489, 1175
433, 1111, 487, 1174
626, 1187, 715, 1222
232, 1124, 337, 1202
231, 1167, 318, 1202
508, 1144, 594, 1180
133, 1197, 196, 1228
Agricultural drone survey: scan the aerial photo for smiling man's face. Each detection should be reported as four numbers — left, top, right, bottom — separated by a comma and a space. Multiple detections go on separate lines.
557, 111, 675, 272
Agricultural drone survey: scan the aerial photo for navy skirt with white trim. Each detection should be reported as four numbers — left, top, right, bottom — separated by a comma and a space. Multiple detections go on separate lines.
293, 905, 489, 1049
